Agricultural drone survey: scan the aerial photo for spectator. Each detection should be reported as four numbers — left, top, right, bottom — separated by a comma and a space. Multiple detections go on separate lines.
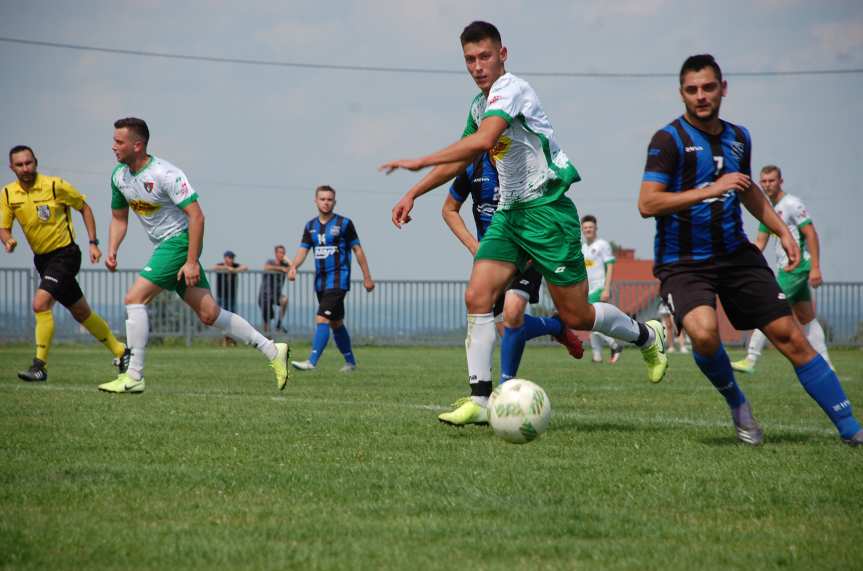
260, 245, 291, 334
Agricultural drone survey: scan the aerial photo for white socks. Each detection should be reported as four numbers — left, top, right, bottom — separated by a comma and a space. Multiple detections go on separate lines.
466, 312, 495, 405
213, 309, 277, 361
590, 331, 619, 360
746, 329, 767, 362
592, 302, 652, 345
125, 304, 149, 381
803, 319, 833, 369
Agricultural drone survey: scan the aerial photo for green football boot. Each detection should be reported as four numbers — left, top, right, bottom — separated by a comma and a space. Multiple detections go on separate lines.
271, 342, 290, 390
438, 397, 489, 426
731, 357, 756, 374
98, 373, 145, 394
640, 320, 668, 384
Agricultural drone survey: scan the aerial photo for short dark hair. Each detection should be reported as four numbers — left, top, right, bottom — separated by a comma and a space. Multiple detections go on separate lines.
760, 164, 783, 178
114, 117, 150, 144
275, 244, 286, 252
581, 214, 597, 225
9, 145, 36, 164
679, 54, 723, 85
460, 21, 501, 46
315, 185, 336, 197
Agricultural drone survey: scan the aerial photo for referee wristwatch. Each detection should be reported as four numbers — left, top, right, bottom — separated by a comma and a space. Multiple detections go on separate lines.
89, 239, 100, 246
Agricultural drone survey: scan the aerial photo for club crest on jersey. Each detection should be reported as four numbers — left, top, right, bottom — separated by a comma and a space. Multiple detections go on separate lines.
730, 141, 745, 159
36, 205, 50, 221
143, 181, 154, 193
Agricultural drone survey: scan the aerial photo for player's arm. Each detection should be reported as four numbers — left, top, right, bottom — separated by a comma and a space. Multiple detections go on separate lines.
178, 201, 205, 287
106, 207, 129, 271
442, 195, 479, 256
638, 176, 751, 218
800, 223, 823, 287
288, 247, 309, 281
77, 202, 102, 264
601, 261, 616, 302
390, 161, 471, 228
738, 184, 799, 272
352, 244, 375, 292
0, 194, 18, 252
0, 227, 16, 253
753, 229, 770, 252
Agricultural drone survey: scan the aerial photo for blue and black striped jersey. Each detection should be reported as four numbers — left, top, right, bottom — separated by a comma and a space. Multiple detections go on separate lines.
643, 116, 751, 266
299, 214, 360, 292
448, 153, 499, 240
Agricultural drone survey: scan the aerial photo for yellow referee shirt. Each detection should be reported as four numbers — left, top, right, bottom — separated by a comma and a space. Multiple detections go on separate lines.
0, 174, 87, 255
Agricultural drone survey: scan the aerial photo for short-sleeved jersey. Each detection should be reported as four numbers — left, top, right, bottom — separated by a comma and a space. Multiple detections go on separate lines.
758, 193, 812, 272
642, 116, 751, 266
448, 153, 499, 240
110, 156, 198, 245
462, 73, 580, 211
1, 174, 86, 254
582, 238, 616, 293
299, 214, 360, 292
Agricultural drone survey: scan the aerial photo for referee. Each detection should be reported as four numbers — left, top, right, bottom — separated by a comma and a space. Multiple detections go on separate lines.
1, 145, 129, 382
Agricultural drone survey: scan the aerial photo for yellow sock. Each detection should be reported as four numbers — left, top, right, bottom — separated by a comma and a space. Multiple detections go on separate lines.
81, 313, 125, 357
35, 310, 54, 364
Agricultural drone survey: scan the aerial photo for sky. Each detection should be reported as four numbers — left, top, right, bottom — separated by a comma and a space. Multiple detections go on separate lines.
1, 0, 862, 281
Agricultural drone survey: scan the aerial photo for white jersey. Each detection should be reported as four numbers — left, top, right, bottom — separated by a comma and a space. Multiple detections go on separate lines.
111, 156, 198, 245
463, 72, 580, 210
582, 238, 616, 293
759, 193, 812, 271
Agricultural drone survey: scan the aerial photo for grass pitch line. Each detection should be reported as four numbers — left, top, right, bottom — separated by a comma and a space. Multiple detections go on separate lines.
2, 380, 835, 436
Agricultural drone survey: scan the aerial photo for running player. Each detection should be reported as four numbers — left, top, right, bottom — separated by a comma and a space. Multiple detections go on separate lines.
288, 185, 374, 373
639, 54, 861, 445
98, 118, 289, 393
732, 165, 832, 372
443, 152, 584, 386
1, 145, 129, 382
382, 21, 667, 426
580, 215, 624, 364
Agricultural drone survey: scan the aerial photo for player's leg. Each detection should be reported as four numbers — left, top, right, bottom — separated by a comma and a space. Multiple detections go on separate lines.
790, 282, 833, 369
499, 290, 530, 383
732, 329, 768, 373
183, 286, 289, 389
439, 257, 516, 426
67, 295, 128, 366
760, 315, 860, 444
18, 288, 55, 382
293, 291, 342, 370
331, 317, 357, 374
587, 289, 607, 363
98, 276, 162, 393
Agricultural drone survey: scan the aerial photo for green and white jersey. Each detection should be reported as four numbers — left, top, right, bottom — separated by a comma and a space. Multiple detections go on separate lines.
758, 193, 811, 273
111, 156, 199, 245
582, 238, 615, 294
463, 73, 580, 210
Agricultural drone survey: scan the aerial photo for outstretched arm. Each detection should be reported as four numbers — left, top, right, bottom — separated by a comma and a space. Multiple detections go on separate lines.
105, 207, 129, 271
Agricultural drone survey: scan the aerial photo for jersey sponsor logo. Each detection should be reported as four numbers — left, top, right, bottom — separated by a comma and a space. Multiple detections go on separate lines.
143, 181, 154, 193
129, 199, 160, 217
314, 245, 337, 259
36, 205, 51, 221
584, 259, 596, 268
491, 136, 512, 162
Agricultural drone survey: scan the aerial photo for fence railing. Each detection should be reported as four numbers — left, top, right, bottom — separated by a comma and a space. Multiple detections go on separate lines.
1, 268, 860, 346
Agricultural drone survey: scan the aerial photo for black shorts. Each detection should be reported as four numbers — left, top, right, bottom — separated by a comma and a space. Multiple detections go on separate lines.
654, 242, 792, 332
33, 243, 84, 308
316, 289, 347, 322
493, 266, 543, 317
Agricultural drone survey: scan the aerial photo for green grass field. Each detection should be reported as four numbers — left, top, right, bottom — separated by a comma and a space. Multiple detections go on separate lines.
1, 342, 861, 570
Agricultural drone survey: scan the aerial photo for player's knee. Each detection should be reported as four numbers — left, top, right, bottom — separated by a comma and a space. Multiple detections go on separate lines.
198, 306, 220, 326
32, 299, 51, 313
464, 286, 493, 314
687, 328, 720, 354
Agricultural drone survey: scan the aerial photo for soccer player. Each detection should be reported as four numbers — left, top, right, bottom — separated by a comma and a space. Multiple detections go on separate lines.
581, 215, 624, 364
1, 145, 129, 382
382, 21, 667, 426
260, 245, 291, 334
288, 185, 374, 373
98, 117, 289, 393
443, 152, 584, 384
639, 54, 861, 445
732, 165, 832, 373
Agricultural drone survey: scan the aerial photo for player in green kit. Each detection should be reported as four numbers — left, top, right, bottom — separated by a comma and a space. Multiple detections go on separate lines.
98, 118, 289, 394
381, 21, 667, 425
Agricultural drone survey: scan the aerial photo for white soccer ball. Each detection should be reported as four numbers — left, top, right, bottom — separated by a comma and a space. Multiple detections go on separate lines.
488, 379, 552, 444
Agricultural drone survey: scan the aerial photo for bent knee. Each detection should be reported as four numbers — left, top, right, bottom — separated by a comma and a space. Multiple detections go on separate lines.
198, 308, 221, 327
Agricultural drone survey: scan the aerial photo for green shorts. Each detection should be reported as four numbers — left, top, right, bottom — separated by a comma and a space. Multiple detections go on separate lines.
476, 196, 586, 286
140, 231, 210, 298
777, 269, 811, 304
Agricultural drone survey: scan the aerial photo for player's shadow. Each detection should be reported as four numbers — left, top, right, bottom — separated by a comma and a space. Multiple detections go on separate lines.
698, 431, 818, 447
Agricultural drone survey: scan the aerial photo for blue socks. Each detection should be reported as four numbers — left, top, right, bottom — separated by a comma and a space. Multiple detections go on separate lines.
333, 325, 356, 365
796, 354, 860, 439
693, 346, 746, 409
499, 315, 564, 383
309, 323, 330, 366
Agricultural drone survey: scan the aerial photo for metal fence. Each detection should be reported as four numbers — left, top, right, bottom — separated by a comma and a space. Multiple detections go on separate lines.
1, 267, 861, 346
